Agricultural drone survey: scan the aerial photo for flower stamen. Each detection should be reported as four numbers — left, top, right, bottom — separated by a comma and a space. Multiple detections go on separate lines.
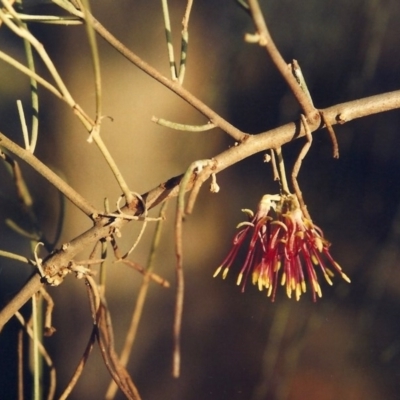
214, 194, 351, 301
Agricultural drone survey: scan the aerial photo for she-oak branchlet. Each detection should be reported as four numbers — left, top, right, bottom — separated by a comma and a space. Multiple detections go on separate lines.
214, 194, 350, 301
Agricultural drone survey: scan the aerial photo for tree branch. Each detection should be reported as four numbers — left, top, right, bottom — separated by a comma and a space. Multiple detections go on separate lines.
0, 89, 400, 331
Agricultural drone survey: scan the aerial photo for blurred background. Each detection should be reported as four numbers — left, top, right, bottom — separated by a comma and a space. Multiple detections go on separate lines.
1, 0, 400, 399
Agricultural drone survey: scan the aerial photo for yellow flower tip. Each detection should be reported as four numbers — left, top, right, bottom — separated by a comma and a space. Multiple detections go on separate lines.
257, 276, 271, 291
236, 273, 243, 286
252, 273, 264, 291
213, 266, 222, 278
326, 268, 335, 278
286, 286, 292, 299
274, 260, 281, 272
311, 254, 319, 265
252, 271, 259, 285
311, 279, 322, 297
222, 267, 230, 279
301, 280, 307, 293
316, 283, 322, 298
341, 273, 351, 283
267, 285, 273, 297
281, 272, 287, 285
296, 283, 301, 301
236, 221, 254, 229
315, 236, 323, 252
290, 277, 296, 290
324, 272, 333, 286
241, 208, 254, 219
334, 261, 343, 271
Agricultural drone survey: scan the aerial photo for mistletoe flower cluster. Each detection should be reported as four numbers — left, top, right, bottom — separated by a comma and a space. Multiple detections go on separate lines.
214, 194, 350, 301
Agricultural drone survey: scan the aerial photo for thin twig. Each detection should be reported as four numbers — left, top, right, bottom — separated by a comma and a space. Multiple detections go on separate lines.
32, 293, 41, 400
120, 193, 148, 258
5, 13, 82, 24
185, 160, 216, 214
18, 329, 23, 400
0, 249, 33, 265
52, 0, 85, 17
0, 3, 76, 106
1, 148, 54, 249
59, 327, 96, 400
172, 163, 198, 378
118, 259, 170, 287
291, 60, 314, 107
320, 111, 340, 158
236, 0, 250, 12
15, 311, 56, 400
80, 0, 102, 123
152, 116, 216, 131
291, 115, 313, 221
5, 219, 39, 240
49, 189, 65, 248
161, 0, 178, 80
98, 198, 109, 295
178, 0, 193, 83
0, 50, 63, 99
40, 287, 56, 336
106, 202, 168, 400
19, 7, 40, 154
246, 0, 318, 123
59, 274, 100, 400
97, 310, 142, 400
90, 284, 142, 400
89, 128, 134, 204
1, 149, 33, 209
16, 100, 29, 150
172, 159, 213, 377
274, 147, 290, 194
269, 149, 280, 181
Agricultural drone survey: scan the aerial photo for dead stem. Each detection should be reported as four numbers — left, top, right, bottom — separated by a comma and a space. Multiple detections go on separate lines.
320, 111, 340, 158
274, 147, 290, 194
178, 0, 194, 83
291, 115, 313, 221
97, 301, 142, 400
18, 329, 23, 400
15, 311, 56, 400
40, 288, 56, 336
246, 0, 318, 123
106, 203, 168, 399
118, 259, 170, 287
58, 328, 96, 400
269, 149, 280, 181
